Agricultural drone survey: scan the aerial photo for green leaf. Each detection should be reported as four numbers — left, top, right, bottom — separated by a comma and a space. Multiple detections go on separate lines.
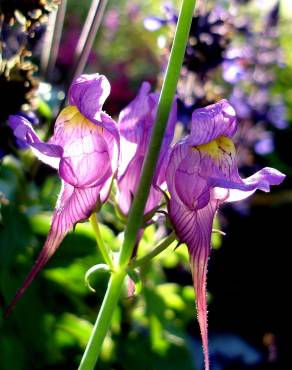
156, 283, 186, 311
55, 313, 93, 348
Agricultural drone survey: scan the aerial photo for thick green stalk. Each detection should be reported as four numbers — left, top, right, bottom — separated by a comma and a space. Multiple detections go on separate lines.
78, 270, 126, 370
118, 0, 196, 268
89, 213, 114, 270
77, 1, 196, 369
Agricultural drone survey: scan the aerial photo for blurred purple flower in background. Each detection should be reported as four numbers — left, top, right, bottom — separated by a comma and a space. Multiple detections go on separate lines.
5, 73, 119, 315
144, 2, 177, 31
222, 46, 251, 83
104, 9, 120, 33
144, 0, 288, 173
166, 100, 285, 370
224, 1, 287, 166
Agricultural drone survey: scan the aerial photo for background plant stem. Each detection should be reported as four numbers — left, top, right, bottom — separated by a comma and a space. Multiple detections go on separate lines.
77, 1, 197, 369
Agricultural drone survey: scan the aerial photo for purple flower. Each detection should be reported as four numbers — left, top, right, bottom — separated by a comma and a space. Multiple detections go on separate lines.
222, 59, 246, 84
265, 0, 280, 29
117, 82, 177, 217
144, 16, 168, 32
254, 135, 274, 155
144, 2, 177, 31
165, 100, 285, 370
267, 99, 288, 130
104, 9, 120, 32
6, 74, 119, 315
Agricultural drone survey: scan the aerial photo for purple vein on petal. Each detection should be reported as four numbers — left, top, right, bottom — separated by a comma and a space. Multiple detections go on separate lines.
169, 200, 217, 370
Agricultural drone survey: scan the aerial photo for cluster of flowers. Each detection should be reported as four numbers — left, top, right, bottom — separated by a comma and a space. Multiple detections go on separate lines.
7, 74, 285, 370
145, 2, 235, 119
226, 1, 287, 165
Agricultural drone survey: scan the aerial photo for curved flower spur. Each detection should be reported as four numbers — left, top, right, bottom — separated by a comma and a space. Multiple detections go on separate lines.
165, 99, 285, 370
5, 74, 119, 316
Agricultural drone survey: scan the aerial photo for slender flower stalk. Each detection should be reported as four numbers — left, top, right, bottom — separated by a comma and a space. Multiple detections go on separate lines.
131, 231, 176, 269
89, 213, 114, 270
77, 1, 197, 369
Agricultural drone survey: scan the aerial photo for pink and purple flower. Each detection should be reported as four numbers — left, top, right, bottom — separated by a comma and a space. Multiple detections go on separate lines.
165, 99, 285, 370
6, 73, 119, 315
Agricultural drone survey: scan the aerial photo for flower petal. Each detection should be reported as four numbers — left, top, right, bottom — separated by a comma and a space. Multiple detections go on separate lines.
117, 155, 143, 215
98, 112, 120, 154
189, 99, 237, 146
52, 106, 113, 188
212, 167, 286, 202
118, 82, 153, 175
119, 82, 152, 134
118, 82, 177, 215
68, 74, 120, 146
166, 142, 213, 210
69, 74, 110, 120
9, 115, 63, 169
4, 182, 102, 317
174, 148, 211, 210
144, 16, 166, 31
153, 95, 177, 185
166, 141, 189, 205
197, 136, 286, 200
169, 199, 218, 370
117, 154, 163, 216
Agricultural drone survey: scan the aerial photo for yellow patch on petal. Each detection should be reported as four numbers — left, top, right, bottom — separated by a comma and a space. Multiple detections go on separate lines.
196, 135, 236, 160
57, 106, 103, 133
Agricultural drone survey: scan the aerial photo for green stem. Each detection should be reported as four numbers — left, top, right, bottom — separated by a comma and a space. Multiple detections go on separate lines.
78, 270, 126, 370
131, 232, 176, 269
118, 0, 196, 269
78, 1, 196, 369
89, 213, 114, 270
